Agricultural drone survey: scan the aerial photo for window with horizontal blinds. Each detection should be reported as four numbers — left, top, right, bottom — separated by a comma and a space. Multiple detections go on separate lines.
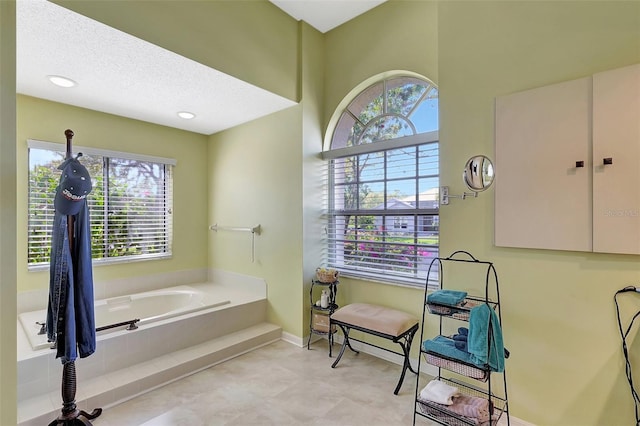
28, 144, 173, 269
324, 75, 439, 287
325, 142, 439, 286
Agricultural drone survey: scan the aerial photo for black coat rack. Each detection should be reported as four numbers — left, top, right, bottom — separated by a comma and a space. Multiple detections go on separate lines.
48, 129, 102, 426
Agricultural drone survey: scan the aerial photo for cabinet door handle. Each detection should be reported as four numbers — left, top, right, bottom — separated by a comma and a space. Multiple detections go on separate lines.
575, 161, 584, 168
603, 157, 613, 165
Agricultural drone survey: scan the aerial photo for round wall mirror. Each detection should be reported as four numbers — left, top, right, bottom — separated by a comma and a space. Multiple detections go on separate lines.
463, 155, 495, 191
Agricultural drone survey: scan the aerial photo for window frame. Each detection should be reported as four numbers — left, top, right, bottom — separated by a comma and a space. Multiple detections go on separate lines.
323, 76, 439, 287
27, 139, 175, 270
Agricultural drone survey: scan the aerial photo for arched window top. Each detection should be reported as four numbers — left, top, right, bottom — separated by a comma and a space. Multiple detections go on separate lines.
330, 76, 438, 151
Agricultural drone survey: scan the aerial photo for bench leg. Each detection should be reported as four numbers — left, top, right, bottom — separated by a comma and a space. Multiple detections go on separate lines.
393, 326, 418, 395
331, 324, 359, 368
405, 328, 418, 375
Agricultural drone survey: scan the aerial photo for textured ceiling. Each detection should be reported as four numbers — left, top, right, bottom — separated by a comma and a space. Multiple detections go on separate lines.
16, 0, 386, 136
16, 0, 296, 136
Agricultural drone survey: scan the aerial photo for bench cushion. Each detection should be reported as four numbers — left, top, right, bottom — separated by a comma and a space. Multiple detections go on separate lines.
330, 303, 418, 337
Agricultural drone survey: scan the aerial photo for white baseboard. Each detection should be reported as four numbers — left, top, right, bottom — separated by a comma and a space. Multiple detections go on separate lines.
282, 330, 309, 347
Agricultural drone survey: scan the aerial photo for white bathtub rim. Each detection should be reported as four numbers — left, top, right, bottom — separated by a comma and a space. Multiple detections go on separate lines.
18, 268, 210, 315
17, 281, 265, 361
17, 268, 266, 316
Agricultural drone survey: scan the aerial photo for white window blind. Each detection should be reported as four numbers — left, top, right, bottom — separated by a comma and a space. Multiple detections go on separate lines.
27, 141, 174, 268
325, 141, 439, 286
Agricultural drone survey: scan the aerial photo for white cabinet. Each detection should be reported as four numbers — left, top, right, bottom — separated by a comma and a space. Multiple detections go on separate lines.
592, 65, 640, 254
495, 63, 640, 254
495, 76, 592, 252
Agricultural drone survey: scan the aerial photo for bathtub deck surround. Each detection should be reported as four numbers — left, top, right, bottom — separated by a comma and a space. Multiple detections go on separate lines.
19, 284, 233, 351
17, 271, 279, 426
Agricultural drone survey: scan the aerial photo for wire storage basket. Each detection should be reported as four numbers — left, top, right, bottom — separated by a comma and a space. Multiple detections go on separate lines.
426, 296, 498, 321
423, 352, 489, 382
427, 300, 473, 321
416, 377, 507, 426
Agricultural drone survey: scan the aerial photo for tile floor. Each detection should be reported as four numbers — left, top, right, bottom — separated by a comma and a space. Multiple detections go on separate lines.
91, 339, 523, 426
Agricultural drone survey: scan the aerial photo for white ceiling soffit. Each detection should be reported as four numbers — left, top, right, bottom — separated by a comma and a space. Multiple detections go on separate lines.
17, 0, 296, 136
269, 0, 387, 33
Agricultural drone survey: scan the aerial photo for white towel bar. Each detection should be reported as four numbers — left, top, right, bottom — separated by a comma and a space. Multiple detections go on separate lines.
209, 224, 261, 235
209, 224, 261, 262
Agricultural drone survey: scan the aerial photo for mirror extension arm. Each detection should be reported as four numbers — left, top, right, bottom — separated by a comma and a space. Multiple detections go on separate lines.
440, 186, 478, 205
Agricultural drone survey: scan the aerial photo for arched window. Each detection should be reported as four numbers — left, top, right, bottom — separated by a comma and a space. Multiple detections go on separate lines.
323, 75, 438, 286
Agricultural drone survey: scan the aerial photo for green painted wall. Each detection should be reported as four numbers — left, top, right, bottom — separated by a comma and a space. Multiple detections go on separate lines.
0, 1, 17, 423
207, 20, 324, 340
300, 22, 327, 341
17, 95, 209, 292
208, 104, 303, 335
324, 0, 439, 129
438, 2, 640, 425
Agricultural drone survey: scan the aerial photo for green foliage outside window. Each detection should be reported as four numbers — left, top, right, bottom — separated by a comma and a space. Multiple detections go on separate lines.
28, 148, 172, 266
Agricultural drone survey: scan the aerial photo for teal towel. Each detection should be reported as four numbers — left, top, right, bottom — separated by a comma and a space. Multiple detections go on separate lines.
427, 290, 468, 307
422, 335, 475, 365
468, 304, 505, 372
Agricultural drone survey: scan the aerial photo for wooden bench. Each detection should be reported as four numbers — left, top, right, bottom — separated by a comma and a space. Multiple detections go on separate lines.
330, 303, 419, 395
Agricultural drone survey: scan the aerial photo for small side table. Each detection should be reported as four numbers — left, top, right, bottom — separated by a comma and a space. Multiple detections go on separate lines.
306, 279, 339, 356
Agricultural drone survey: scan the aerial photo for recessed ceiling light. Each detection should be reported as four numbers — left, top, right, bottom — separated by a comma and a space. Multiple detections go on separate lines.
177, 111, 196, 120
47, 75, 77, 88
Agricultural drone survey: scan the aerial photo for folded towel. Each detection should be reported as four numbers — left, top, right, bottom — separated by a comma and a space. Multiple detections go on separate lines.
423, 335, 475, 365
419, 380, 461, 405
427, 290, 468, 307
447, 394, 491, 424
468, 304, 505, 372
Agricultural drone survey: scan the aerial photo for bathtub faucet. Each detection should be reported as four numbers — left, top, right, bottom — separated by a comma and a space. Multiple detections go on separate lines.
36, 321, 46, 335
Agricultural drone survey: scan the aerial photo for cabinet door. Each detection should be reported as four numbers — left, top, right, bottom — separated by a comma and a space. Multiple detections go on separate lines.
592, 64, 640, 254
495, 77, 592, 251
